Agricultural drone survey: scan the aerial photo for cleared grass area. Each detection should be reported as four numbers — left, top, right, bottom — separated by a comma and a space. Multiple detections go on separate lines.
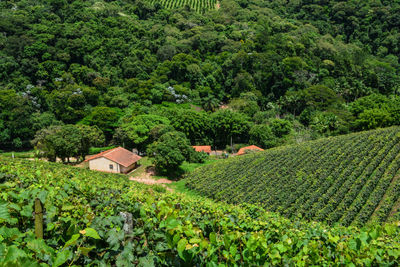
170, 179, 201, 196
131, 157, 220, 180
0, 146, 115, 160
129, 157, 153, 177
0, 150, 36, 158
180, 159, 218, 173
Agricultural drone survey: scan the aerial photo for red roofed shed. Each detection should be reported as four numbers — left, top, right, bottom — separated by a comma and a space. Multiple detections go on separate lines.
237, 145, 264, 155
85, 147, 141, 173
192, 146, 212, 154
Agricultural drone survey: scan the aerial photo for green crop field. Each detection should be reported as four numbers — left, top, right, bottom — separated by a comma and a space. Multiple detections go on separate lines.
185, 126, 400, 226
149, 0, 218, 13
2, 157, 400, 265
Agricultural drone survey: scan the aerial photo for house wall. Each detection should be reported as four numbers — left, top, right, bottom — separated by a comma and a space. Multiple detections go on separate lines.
120, 162, 137, 174
89, 157, 120, 173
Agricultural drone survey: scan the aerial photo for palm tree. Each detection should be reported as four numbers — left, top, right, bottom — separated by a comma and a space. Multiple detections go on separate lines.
202, 95, 220, 112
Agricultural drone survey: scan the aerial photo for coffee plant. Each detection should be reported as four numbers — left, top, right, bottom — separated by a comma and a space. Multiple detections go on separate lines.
149, 0, 218, 13
186, 127, 400, 226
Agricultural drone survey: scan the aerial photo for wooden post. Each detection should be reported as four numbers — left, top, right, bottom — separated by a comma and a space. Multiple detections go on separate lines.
34, 198, 43, 239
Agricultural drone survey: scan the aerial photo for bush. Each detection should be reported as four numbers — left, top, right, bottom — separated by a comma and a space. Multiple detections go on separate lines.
269, 118, 292, 137
188, 150, 209, 163
354, 109, 392, 130
310, 111, 348, 136
249, 124, 277, 148
89, 146, 116, 155
147, 131, 192, 175
226, 144, 247, 153
153, 185, 167, 193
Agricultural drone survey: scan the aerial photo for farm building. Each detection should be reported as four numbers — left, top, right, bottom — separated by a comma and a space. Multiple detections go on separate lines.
192, 146, 212, 154
237, 145, 264, 155
85, 147, 141, 173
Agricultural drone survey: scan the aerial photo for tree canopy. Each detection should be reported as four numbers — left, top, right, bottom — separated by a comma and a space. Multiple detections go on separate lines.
1, 0, 400, 152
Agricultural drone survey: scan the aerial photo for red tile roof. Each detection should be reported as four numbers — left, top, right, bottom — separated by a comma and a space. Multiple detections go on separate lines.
192, 146, 212, 153
85, 147, 142, 167
237, 145, 264, 155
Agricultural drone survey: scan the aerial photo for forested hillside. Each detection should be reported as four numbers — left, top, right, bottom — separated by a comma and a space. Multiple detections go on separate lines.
2, 157, 400, 265
264, 0, 400, 59
185, 127, 400, 226
1, 0, 400, 155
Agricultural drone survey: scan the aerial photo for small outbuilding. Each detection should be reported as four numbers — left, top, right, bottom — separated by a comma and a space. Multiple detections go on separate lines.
237, 145, 264, 156
85, 147, 141, 174
192, 146, 212, 155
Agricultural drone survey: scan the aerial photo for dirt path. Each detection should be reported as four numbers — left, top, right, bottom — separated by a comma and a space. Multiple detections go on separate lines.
130, 171, 173, 192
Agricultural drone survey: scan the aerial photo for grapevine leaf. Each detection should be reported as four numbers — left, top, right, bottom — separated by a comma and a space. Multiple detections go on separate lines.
328, 233, 340, 244
83, 228, 101, 239
78, 246, 94, 256
0, 203, 11, 221
27, 238, 55, 255
209, 232, 216, 244
177, 238, 187, 259
4, 246, 27, 263
64, 234, 80, 248
53, 249, 72, 267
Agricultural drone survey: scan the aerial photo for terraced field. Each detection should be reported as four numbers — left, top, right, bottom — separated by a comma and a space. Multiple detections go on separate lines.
149, 0, 218, 13
185, 127, 400, 226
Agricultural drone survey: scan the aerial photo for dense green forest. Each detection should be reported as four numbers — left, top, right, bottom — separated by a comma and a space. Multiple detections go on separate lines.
1, 0, 400, 159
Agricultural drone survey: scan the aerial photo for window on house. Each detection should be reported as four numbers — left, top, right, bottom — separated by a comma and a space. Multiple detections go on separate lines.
109, 164, 113, 170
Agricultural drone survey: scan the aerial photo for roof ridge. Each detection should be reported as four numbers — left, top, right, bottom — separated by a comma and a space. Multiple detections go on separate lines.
84, 146, 119, 162
102, 146, 120, 156
86, 146, 141, 167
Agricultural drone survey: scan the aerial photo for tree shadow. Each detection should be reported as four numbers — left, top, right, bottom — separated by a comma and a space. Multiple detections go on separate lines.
153, 167, 185, 181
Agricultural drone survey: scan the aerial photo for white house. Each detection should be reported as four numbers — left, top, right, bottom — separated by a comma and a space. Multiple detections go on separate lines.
85, 147, 141, 174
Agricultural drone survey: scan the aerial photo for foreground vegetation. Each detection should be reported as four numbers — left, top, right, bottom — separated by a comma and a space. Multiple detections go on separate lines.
186, 126, 400, 226
1, 157, 400, 265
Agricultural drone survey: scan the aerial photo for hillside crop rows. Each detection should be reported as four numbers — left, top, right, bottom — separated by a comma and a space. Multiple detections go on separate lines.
149, 0, 217, 13
185, 127, 400, 226
2, 158, 400, 265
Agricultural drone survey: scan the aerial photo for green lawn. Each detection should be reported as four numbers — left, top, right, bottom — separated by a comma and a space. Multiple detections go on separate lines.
0, 150, 36, 159
0, 146, 115, 160
129, 157, 153, 178
169, 179, 201, 196
131, 157, 219, 179
180, 159, 218, 173
169, 159, 219, 194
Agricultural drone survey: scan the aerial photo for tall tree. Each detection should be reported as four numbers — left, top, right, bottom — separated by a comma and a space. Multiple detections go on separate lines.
147, 131, 192, 174
80, 107, 122, 141
211, 109, 251, 148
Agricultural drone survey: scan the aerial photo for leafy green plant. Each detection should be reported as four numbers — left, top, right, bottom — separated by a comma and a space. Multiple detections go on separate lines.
1, 157, 400, 265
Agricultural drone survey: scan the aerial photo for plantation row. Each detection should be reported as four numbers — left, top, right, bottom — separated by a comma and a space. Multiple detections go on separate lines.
150, 0, 217, 13
185, 127, 400, 226
2, 158, 400, 265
